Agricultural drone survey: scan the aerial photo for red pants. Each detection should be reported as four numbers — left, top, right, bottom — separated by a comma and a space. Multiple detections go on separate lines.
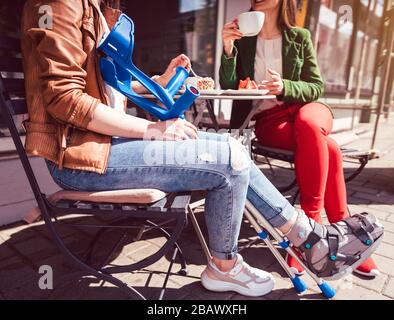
255, 102, 349, 224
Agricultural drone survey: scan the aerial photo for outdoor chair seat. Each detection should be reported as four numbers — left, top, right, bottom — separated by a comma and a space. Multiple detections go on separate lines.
43, 188, 167, 205
24, 188, 168, 223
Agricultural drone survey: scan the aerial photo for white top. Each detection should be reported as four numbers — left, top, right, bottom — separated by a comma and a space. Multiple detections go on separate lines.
98, 10, 126, 113
253, 36, 283, 113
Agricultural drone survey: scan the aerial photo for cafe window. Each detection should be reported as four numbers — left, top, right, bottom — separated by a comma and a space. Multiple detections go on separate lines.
350, 0, 382, 95
315, 0, 354, 93
127, 0, 218, 78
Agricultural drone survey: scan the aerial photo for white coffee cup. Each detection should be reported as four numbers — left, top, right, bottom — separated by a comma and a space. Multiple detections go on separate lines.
238, 11, 265, 37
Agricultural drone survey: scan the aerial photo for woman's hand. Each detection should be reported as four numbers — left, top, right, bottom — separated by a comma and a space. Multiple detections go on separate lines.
222, 20, 243, 57
157, 54, 191, 87
258, 69, 284, 95
146, 118, 198, 141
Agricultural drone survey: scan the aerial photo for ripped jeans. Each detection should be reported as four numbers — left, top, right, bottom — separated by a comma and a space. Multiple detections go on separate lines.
46, 131, 295, 260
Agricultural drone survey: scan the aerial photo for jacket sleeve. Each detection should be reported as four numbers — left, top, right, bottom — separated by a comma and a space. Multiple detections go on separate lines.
24, 0, 100, 129
281, 30, 324, 103
219, 45, 240, 90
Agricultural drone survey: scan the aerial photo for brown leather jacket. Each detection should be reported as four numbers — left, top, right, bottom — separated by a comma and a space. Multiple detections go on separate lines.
21, 0, 121, 174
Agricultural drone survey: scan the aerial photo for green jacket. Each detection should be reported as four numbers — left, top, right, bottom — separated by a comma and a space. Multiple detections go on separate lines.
219, 27, 325, 128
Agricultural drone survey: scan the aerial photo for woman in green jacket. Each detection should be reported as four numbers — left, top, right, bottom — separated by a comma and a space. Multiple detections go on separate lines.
219, 0, 378, 277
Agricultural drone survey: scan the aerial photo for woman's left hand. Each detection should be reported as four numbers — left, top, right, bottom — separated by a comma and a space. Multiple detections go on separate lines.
258, 68, 284, 95
158, 54, 191, 87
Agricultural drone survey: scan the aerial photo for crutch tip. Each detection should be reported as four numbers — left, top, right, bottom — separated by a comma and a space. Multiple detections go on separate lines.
291, 276, 307, 293
318, 281, 336, 299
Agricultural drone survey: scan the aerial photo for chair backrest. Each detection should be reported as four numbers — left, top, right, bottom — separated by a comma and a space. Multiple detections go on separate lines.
0, 33, 45, 205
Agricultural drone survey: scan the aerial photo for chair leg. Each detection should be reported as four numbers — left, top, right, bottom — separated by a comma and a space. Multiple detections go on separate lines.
158, 247, 179, 300
42, 211, 147, 299
187, 205, 212, 261
145, 219, 188, 275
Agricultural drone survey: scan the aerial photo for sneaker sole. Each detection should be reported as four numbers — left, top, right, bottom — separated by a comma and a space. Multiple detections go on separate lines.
324, 235, 383, 281
200, 272, 275, 297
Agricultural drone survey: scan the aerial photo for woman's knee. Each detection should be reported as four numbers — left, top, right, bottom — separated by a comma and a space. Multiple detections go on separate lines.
295, 103, 332, 137
327, 137, 343, 165
228, 136, 251, 172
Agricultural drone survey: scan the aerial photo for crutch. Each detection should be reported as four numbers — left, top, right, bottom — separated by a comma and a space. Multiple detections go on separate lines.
244, 199, 336, 299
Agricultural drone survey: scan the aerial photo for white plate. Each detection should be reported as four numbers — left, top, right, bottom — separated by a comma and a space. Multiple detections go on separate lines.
199, 89, 223, 95
178, 89, 223, 95
222, 89, 270, 95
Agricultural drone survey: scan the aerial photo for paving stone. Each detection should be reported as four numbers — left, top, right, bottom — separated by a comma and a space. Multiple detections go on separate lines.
386, 214, 394, 223
0, 257, 36, 291
12, 236, 58, 262
363, 204, 394, 214
373, 255, 394, 277
347, 184, 381, 195
352, 192, 394, 205
375, 242, 394, 260
349, 204, 391, 221
0, 244, 15, 260
279, 289, 324, 300
2, 280, 47, 300
348, 272, 388, 293
383, 277, 394, 299
334, 284, 391, 300
381, 220, 394, 233
381, 230, 394, 245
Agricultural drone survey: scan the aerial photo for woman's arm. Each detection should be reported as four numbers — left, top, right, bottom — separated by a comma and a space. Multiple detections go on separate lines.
280, 30, 324, 103
219, 20, 243, 90
87, 103, 198, 140
131, 54, 191, 94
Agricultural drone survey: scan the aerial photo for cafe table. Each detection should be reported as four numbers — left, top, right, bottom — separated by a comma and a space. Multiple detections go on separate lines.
142, 89, 276, 130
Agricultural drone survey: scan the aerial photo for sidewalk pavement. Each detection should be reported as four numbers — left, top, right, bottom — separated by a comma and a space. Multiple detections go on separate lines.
0, 119, 393, 300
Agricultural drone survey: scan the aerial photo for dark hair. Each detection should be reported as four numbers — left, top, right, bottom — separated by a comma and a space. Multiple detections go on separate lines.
277, 0, 297, 29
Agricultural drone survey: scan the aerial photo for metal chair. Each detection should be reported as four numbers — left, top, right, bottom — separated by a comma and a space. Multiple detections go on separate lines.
0, 33, 211, 300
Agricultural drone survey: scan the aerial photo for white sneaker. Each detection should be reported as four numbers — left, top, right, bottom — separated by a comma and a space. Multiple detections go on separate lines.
200, 254, 275, 297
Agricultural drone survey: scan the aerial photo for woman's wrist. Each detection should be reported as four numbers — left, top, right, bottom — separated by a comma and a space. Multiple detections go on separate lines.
223, 44, 234, 58
153, 74, 169, 88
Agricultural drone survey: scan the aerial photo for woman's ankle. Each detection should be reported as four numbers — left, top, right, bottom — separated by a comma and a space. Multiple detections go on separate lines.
279, 210, 299, 234
212, 256, 237, 272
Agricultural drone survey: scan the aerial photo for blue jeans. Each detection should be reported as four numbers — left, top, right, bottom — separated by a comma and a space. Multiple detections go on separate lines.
46, 131, 295, 260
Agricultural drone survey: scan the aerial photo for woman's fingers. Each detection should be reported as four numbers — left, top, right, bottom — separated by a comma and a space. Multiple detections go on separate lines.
222, 30, 243, 39
183, 120, 198, 132
267, 68, 280, 76
223, 20, 238, 30
269, 74, 281, 82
